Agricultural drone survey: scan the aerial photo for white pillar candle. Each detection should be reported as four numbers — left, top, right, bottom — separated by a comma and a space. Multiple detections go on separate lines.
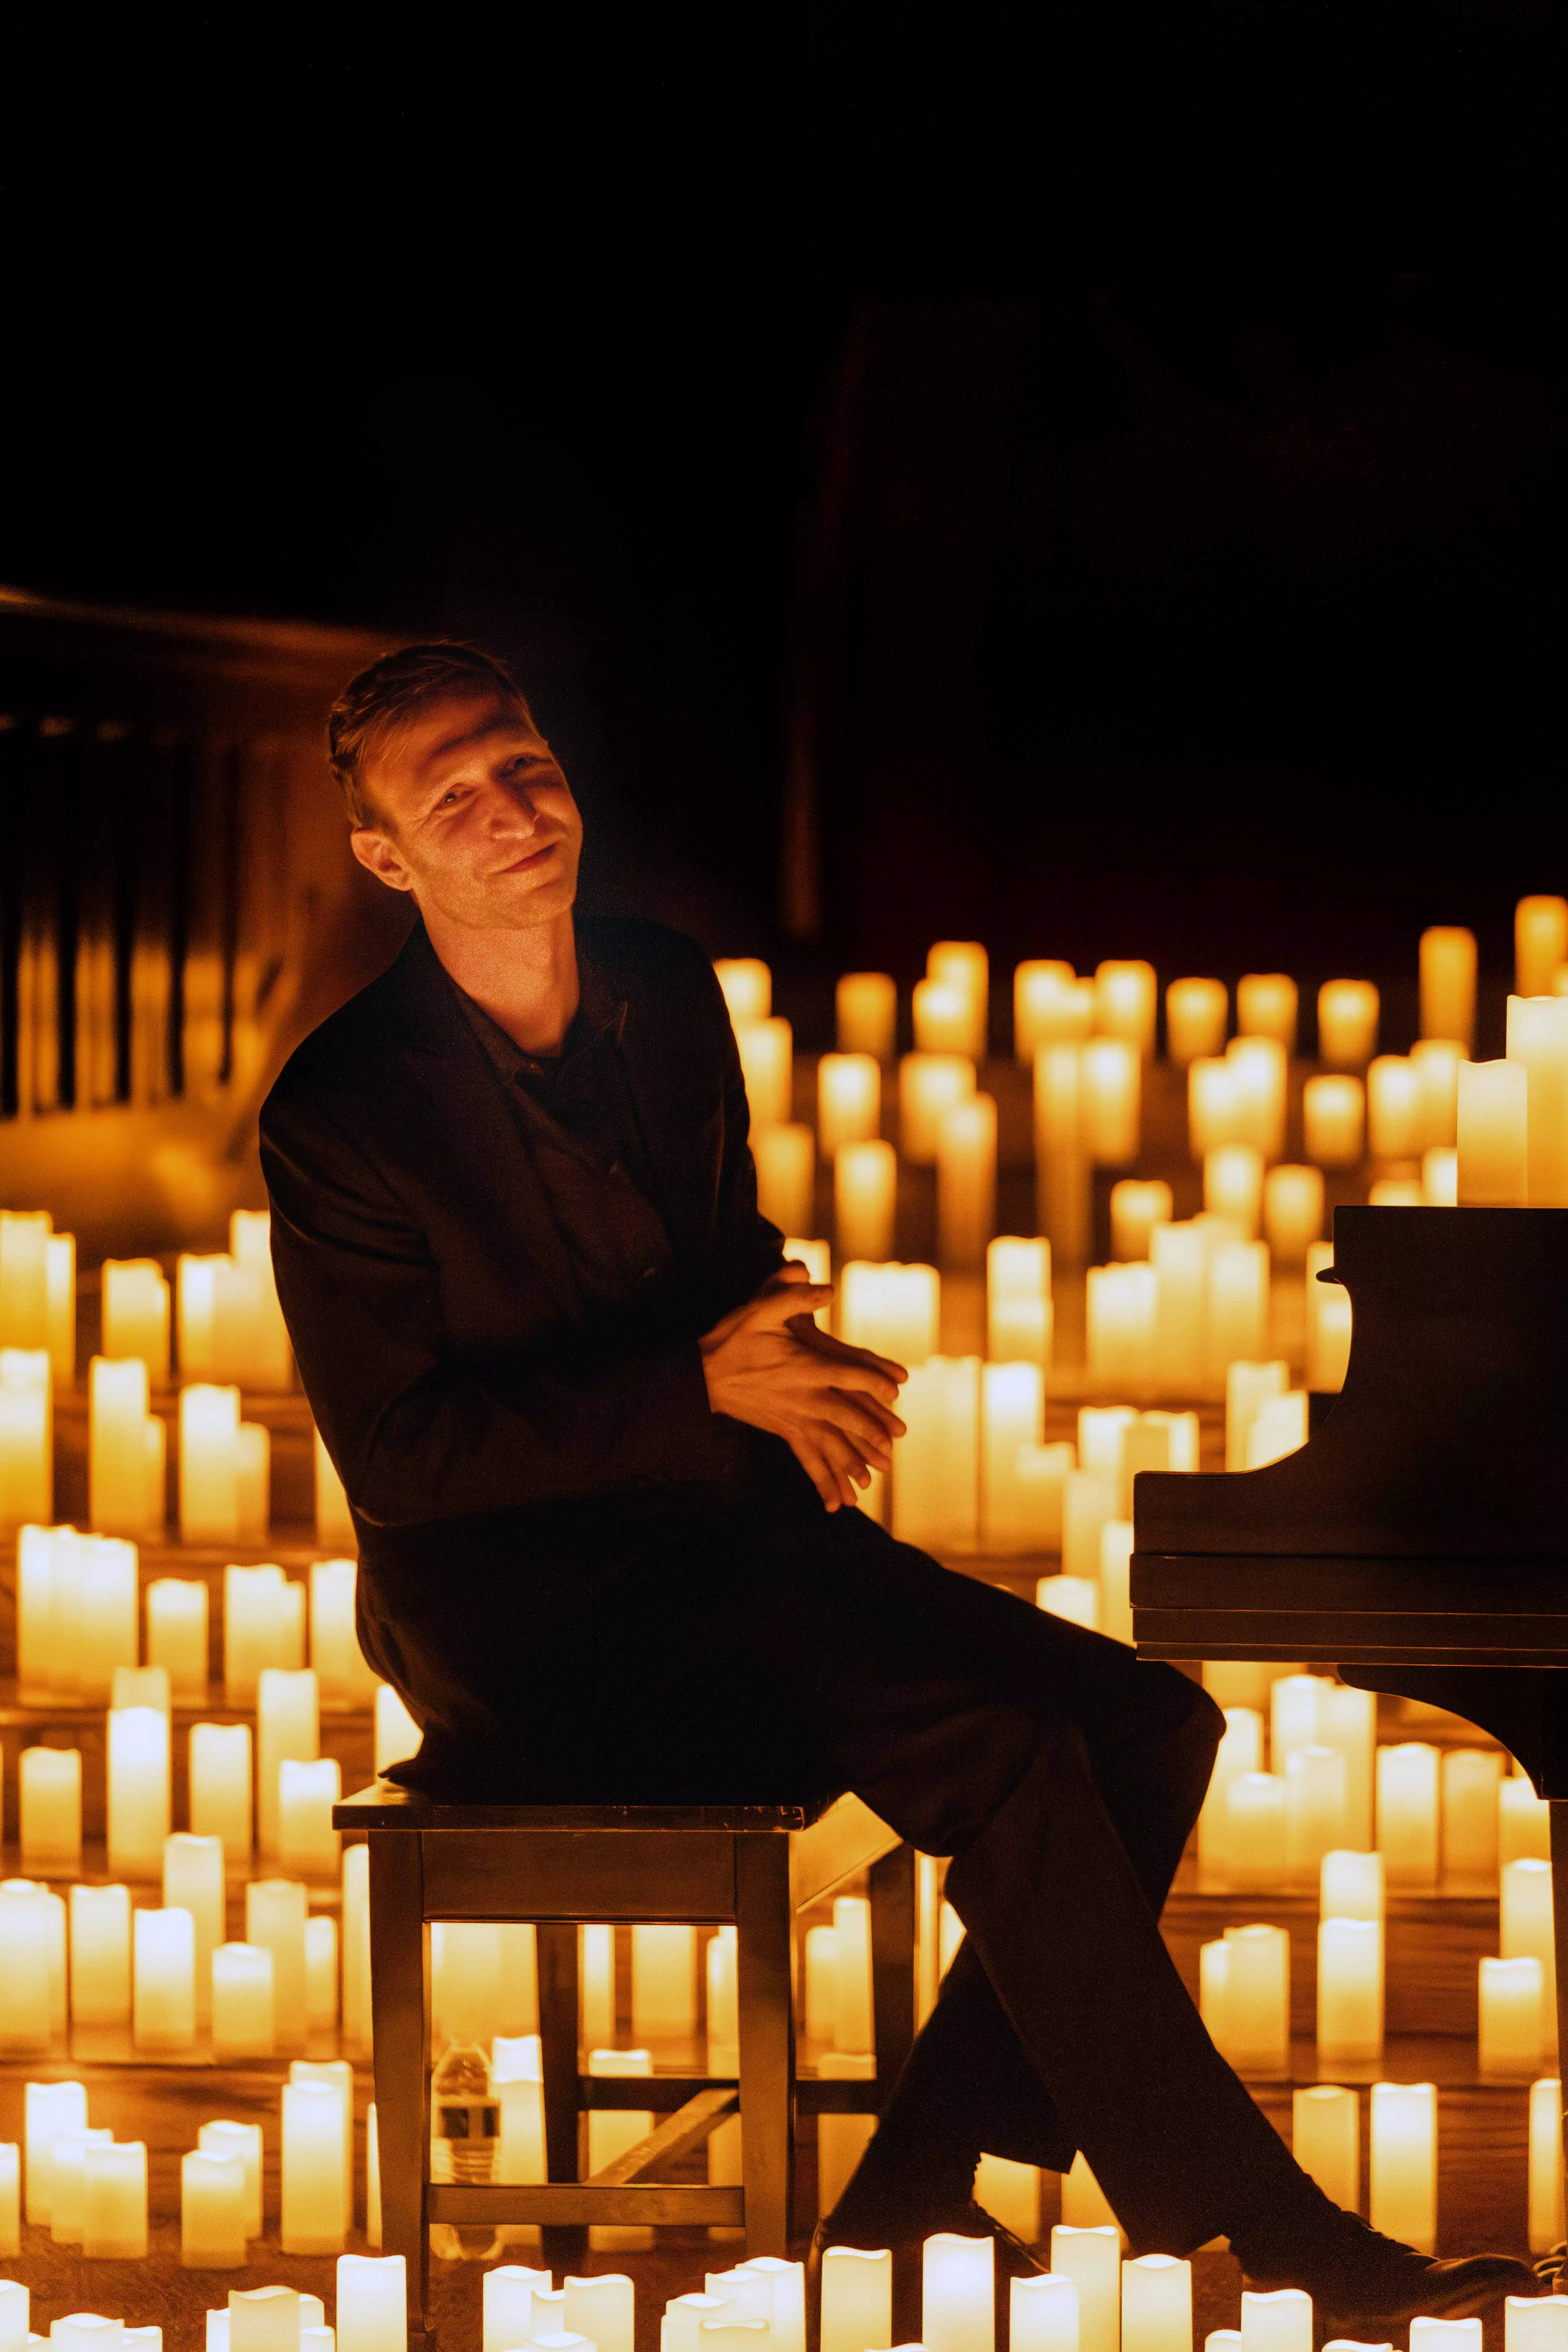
190, 1722, 252, 1865
670, 2301, 738, 2352
133, 1907, 196, 2049
1166, 979, 1227, 1067
1508, 994, 1568, 1205
715, 959, 771, 1023
1366, 1057, 1422, 1160
229, 2286, 300, 2352
1204, 1147, 1263, 1238
236, 1418, 270, 1542
45, 1233, 75, 1384
735, 1017, 792, 1128
737, 2259, 805, 2352
1276, 1678, 1328, 1772
753, 1126, 815, 1237
1517, 898, 1568, 997
837, 972, 897, 1058
1050, 2226, 1120, 2352
900, 1052, 976, 1164
980, 1362, 1045, 1554
1413, 1039, 1464, 1150
892, 1357, 980, 1551
1423, 1144, 1460, 1204
1369, 2082, 1437, 2253
108, 1707, 170, 1879
1302, 1075, 1365, 1169
229, 1212, 293, 1390
485, 2270, 551, 2352
1095, 960, 1157, 1056
1078, 1407, 1134, 1482
1238, 2292, 1311, 2352
1037, 1576, 1100, 1630
1317, 982, 1378, 1071
1082, 1040, 1141, 1166
224, 1564, 300, 1704
1121, 2256, 1190, 2352
1457, 1061, 1528, 1204
1151, 1222, 1209, 1396
102, 1259, 171, 1381
1221, 1924, 1290, 2076
1225, 1774, 1287, 1892
1422, 925, 1477, 1051
1322, 1848, 1384, 1921
818, 1054, 881, 1156
1263, 1167, 1323, 1265
146, 1579, 209, 1700
20, 1746, 82, 1873
1196, 1708, 1264, 1878
308, 1558, 372, 1705
1237, 974, 1297, 1053
1377, 1744, 1440, 1886
212, 1943, 275, 2059
338, 2256, 407, 2352
278, 1759, 342, 1881
1441, 1748, 1502, 1882
1226, 1038, 1287, 1158
1286, 1747, 1347, 1880
1086, 1266, 1158, 1392
281, 2081, 348, 2253
246, 1880, 309, 2050
182, 2149, 247, 2268
70, 1884, 132, 2025
0, 1349, 51, 1531
1017, 962, 1093, 1058
921, 2235, 995, 2352
200, 2121, 262, 2239
924, 943, 989, 1060
1002, 1442, 1073, 1551
1011, 2275, 1080, 2352
1502, 1773, 1552, 1866
1120, 1410, 1197, 1507
835, 1141, 897, 1262
315, 1426, 355, 1548
164, 1834, 225, 2022
629, 1921, 698, 2043
257, 1667, 320, 1856
1317, 1917, 1383, 2064
937, 1095, 997, 1269
986, 1236, 1052, 1362
1317, 1689, 1376, 1848
49, 2127, 112, 2243
83, 2138, 147, 2257
1480, 1957, 1545, 2077
374, 1683, 422, 1775
1098, 1523, 1134, 1645
87, 1355, 158, 1539
25, 2078, 86, 2223
1205, 1240, 1268, 1394
566, 2274, 635, 2352
1529, 2080, 1565, 2255
0, 1212, 50, 1348
1062, 1469, 1118, 1583
1502, 1859, 1557, 2024
342, 1843, 373, 2054
1035, 1044, 1091, 1267
1108, 1181, 1171, 1264
1508, 2303, 1568, 2352
1246, 1393, 1308, 1469
307, 1916, 339, 2032
1293, 2084, 1359, 2211
820, 2248, 893, 2352
50, 2321, 122, 2352
179, 1384, 242, 1543
1225, 1361, 1288, 1472
0, 2271, 21, 2329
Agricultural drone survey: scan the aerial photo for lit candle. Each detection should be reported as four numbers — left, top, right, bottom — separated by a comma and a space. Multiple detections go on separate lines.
1441, 1748, 1502, 1883
892, 1357, 980, 1551
1122, 2255, 1191, 2352
1225, 1361, 1288, 1471
937, 1095, 997, 1269
1005, 1443, 1074, 1551
1502, 1858, 1556, 2021
0, 1349, 51, 1531
714, 960, 771, 1024
1366, 1057, 1421, 1160
1166, 979, 1227, 1067
1151, 1221, 1209, 1396
980, 1362, 1044, 1553
374, 1684, 422, 1775
182, 2149, 247, 2268
1261, 1166, 1323, 1267
257, 1666, 320, 1856
82, 2137, 147, 2257
45, 1234, 74, 1384
839, 1261, 939, 1366
1517, 898, 1568, 997
70, 1884, 132, 2025
485, 2270, 551, 2352
180, 1384, 242, 1544
1225, 1774, 1286, 1892
133, 1907, 196, 2050
24, 2078, 86, 2223
246, 1880, 308, 2051
1246, 1392, 1308, 1469
211, 1943, 275, 2060
735, 1018, 792, 1129
1508, 2306, 1568, 2352
1317, 1917, 1383, 2064
1062, 1468, 1118, 1582
190, 1722, 252, 1866
1319, 1689, 1376, 1848
1238, 2291, 1311, 2352
1286, 1747, 1348, 1880
1457, 1061, 1528, 1204
1303, 1075, 1364, 1168
0, 1885, 52, 2055
1369, 2081, 1437, 2253
914, 979, 976, 1058
1011, 2274, 1080, 2352
1305, 1244, 1352, 1392
1188, 1059, 1241, 1158
224, 1564, 304, 1706
1377, 1743, 1439, 1886
1227, 1038, 1288, 1158
20, 1746, 82, 1874
1035, 1045, 1091, 1267
1237, 974, 1297, 1053
818, 1054, 881, 1156
1501, 1773, 1552, 1866
200, 2120, 262, 2239
1196, 1708, 1264, 1878
737, 2259, 805, 2352
1292, 2084, 1359, 2210
837, 972, 897, 1058
1095, 960, 1157, 1055
1221, 1923, 1290, 2075
1035, 1576, 1099, 1630
1204, 1147, 1263, 1238
1205, 1240, 1268, 1394
753, 1126, 815, 1237
927, 942, 989, 1060
1098, 1522, 1134, 1644
1317, 981, 1378, 1071
1050, 2226, 1120, 2352
820, 2248, 892, 2352
1086, 1266, 1158, 1392
900, 1052, 976, 1164
229, 1212, 294, 1390
835, 1141, 896, 1261
281, 2080, 348, 2254
986, 1236, 1052, 1362
101, 1258, 171, 1381
1082, 1040, 1140, 1165
1480, 1957, 1545, 2077
1423, 1145, 1460, 1204
1508, 995, 1568, 1205
337, 2256, 407, 2352
230, 2285, 302, 2352
1411, 1038, 1463, 1151
0, 1212, 51, 1348
279, 1759, 342, 1882
315, 1427, 355, 1549
1422, 925, 1477, 1051
1529, 2080, 1565, 2256
164, 1834, 226, 2022
629, 1921, 698, 2043
108, 1707, 171, 1879
145, 1579, 209, 1701
1016, 962, 1094, 1058
306, 1913, 339, 2035
1109, 1181, 1171, 1263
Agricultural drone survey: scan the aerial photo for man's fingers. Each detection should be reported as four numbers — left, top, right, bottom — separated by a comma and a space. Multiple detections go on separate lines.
760, 1284, 833, 1322
824, 1392, 902, 1456
794, 1325, 908, 1387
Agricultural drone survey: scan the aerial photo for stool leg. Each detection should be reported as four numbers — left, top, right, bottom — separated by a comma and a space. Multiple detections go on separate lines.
1551, 1801, 1568, 2244
736, 1834, 795, 2255
537, 1921, 587, 2270
368, 1831, 434, 2349
869, 1843, 916, 2108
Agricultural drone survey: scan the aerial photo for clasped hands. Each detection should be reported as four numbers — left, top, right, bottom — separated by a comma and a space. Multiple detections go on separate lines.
700, 1262, 908, 1512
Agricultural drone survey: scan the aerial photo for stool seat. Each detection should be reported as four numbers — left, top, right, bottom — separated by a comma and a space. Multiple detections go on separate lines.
334, 1783, 843, 1833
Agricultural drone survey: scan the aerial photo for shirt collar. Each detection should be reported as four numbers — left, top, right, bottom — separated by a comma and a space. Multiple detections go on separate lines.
442, 942, 627, 1087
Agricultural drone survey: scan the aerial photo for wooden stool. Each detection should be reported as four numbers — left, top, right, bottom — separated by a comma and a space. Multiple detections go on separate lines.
334, 1782, 917, 2348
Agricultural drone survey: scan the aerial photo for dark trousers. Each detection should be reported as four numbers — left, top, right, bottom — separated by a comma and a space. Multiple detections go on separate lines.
359, 1485, 1306, 2253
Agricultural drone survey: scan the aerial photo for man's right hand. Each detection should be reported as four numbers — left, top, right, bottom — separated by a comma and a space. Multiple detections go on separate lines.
699, 1278, 908, 1512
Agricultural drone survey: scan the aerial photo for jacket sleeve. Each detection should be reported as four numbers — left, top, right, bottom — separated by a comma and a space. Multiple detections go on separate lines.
260, 1083, 729, 1528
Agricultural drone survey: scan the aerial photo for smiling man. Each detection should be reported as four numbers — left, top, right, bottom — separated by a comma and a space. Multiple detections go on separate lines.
259, 642, 1532, 2319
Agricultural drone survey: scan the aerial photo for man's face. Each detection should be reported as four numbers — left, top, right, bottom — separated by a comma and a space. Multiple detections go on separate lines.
349, 691, 583, 930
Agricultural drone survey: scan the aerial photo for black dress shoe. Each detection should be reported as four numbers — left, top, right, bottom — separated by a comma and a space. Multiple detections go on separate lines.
1242, 2210, 1537, 2330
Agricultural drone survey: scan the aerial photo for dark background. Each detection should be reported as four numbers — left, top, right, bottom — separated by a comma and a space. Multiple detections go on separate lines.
3, 5, 1562, 1047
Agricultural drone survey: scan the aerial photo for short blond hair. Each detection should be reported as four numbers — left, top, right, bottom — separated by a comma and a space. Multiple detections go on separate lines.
326, 642, 530, 828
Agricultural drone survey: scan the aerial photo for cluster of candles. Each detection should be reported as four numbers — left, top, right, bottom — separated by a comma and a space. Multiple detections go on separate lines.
0, 2267, 409, 2351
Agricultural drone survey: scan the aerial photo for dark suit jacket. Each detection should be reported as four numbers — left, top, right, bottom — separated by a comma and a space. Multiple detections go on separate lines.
259, 915, 787, 1580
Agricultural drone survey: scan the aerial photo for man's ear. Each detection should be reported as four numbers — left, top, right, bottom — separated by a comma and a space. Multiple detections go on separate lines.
350, 827, 416, 894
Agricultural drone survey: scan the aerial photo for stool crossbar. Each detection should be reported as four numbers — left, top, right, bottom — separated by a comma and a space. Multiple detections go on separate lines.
334, 1782, 916, 2349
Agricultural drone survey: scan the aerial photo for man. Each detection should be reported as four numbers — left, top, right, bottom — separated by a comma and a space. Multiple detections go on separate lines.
261, 642, 1531, 2322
